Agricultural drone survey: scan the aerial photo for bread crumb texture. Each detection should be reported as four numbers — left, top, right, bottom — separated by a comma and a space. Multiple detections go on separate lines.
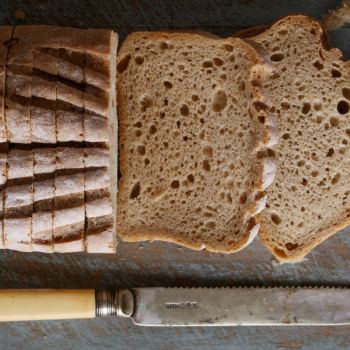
117, 32, 274, 252
253, 15, 350, 261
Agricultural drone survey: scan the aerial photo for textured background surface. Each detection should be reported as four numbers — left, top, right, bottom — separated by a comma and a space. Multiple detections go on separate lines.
0, 0, 350, 349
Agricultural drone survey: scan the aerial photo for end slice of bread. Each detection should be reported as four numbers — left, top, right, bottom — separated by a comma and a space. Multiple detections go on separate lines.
250, 15, 350, 261
117, 32, 275, 252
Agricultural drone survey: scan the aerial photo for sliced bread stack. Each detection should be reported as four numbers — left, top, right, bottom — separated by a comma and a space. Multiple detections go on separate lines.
116, 32, 276, 252
0, 25, 118, 253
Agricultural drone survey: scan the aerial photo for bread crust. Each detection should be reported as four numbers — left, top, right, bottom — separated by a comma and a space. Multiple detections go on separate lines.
117, 31, 276, 252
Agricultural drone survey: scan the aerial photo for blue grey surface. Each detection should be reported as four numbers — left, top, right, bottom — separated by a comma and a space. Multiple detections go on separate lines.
0, 0, 350, 349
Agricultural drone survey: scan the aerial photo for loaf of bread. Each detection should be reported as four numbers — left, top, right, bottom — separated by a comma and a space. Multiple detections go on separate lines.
0, 25, 118, 253
246, 15, 350, 261
116, 32, 276, 252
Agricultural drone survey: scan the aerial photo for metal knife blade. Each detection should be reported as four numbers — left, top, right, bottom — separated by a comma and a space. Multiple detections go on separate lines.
127, 287, 350, 326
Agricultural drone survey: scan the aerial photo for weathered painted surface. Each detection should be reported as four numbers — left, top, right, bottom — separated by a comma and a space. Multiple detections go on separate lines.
0, 0, 349, 349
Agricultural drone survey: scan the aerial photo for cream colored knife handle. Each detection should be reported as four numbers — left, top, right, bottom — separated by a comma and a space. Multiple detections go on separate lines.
0, 289, 134, 322
0, 289, 96, 321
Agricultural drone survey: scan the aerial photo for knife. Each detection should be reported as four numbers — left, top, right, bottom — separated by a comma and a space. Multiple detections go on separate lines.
1, 287, 349, 325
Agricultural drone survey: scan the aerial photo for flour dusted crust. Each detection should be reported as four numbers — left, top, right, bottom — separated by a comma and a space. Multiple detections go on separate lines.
117, 31, 276, 252
249, 15, 350, 261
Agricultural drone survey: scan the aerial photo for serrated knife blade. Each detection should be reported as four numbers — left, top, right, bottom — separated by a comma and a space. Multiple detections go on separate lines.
130, 287, 350, 326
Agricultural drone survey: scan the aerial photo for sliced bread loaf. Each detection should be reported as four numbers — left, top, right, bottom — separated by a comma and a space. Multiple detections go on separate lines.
117, 32, 275, 252
0, 25, 118, 253
247, 15, 350, 261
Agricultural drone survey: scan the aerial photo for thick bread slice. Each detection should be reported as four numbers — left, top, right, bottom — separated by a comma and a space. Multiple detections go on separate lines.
85, 197, 113, 253
54, 147, 84, 252
4, 149, 33, 251
32, 148, 55, 252
249, 15, 350, 261
0, 154, 7, 248
0, 26, 12, 144
53, 206, 85, 252
117, 32, 275, 252
83, 29, 118, 253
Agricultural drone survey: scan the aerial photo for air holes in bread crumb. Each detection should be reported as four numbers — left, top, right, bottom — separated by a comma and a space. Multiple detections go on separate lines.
285, 242, 298, 251
202, 60, 213, 68
180, 104, 189, 116
302, 178, 308, 186
332, 173, 341, 185
311, 170, 319, 177
192, 94, 199, 101
330, 116, 339, 127
170, 180, 179, 189
117, 54, 131, 73
202, 160, 211, 171
253, 101, 268, 112
342, 88, 350, 100
271, 213, 282, 225
202, 145, 213, 158
187, 174, 194, 183
302, 102, 311, 114
327, 148, 334, 157
163, 81, 172, 89
313, 61, 323, 70
212, 89, 227, 112
337, 100, 349, 114
213, 58, 224, 66
130, 182, 141, 199
223, 44, 233, 52
134, 121, 142, 128
135, 130, 142, 137
239, 192, 248, 204
270, 53, 284, 62
282, 133, 290, 140
135, 56, 144, 65
137, 145, 145, 155
281, 102, 290, 110
258, 116, 265, 124
331, 69, 341, 78
149, 125, 157, 134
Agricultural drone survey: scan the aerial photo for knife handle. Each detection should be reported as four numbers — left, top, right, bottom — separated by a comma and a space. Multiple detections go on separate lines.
0, 289, 134, 322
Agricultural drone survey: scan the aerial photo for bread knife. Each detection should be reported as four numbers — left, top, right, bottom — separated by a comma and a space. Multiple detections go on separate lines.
0, 287, 349, 325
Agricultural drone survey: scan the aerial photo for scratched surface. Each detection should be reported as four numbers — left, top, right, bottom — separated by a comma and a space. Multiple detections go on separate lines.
0, 0, 350, 349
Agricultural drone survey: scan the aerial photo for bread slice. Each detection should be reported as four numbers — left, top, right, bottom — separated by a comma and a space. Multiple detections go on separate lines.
0, 26, 12, 144
4, 150, 33, 251
83, 29, 118, 253
32, 148, 55, 252
116, 32, 275, 252
247, 15, 350, 261
54, 147, 84, 252
0, 153, 7, 249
